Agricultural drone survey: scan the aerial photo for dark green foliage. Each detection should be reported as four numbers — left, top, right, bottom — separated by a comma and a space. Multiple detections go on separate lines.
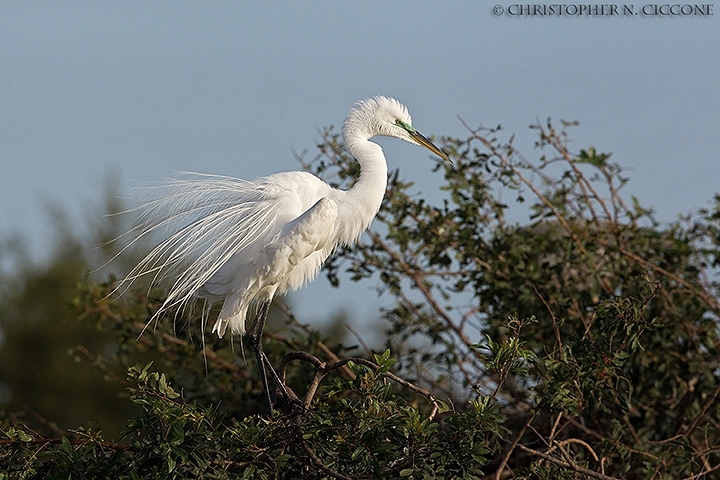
1, 356, 501, 479
2, 119, 719, 478
308, 120, 720, 477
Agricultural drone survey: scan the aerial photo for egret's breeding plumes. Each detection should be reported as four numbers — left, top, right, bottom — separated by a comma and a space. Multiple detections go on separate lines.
123, 96, 450, 411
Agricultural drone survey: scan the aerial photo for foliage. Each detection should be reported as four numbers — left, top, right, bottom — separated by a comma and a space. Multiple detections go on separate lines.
0, 216, 138, 440
1, 118, 720, 478
1, 354, 502, 479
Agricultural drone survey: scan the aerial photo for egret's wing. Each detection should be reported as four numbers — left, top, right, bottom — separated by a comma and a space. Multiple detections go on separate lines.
123, 172, 320, 322
211, 196, 339, 337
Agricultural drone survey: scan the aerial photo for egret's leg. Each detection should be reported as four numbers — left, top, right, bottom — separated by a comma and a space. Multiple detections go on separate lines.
247, 301, 300, 414
248, 301, 273, 412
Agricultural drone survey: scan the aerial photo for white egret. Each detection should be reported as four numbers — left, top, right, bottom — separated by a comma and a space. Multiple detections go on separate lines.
124, 96, 450, 410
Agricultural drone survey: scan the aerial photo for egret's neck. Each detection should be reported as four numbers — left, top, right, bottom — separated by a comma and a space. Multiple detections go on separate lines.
347, 138, 388, 202
337, 137, 388, 243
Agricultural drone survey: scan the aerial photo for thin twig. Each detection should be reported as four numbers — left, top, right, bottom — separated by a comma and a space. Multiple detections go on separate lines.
532, 285, 562, 356
279, 353, 441, 420
680, 458, 720, 480
494, 412, 537, 480
658, 382, 720, 444
345, 324, 373, 360
296, 418, 355, 480
547, 438, 600, 462
517, 444, 621, 480
73, 344, 134, 388
0, 436, 137, 451
547, 412, 564, 446
366, 230, 481, 358
599, 240, 720, 312
460, 117, 589, 258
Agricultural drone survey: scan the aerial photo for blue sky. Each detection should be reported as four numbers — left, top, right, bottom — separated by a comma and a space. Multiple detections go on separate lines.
1, 2, 718, 328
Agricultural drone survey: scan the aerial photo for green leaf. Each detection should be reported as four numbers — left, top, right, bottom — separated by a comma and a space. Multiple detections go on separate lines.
61, 436, 79, 462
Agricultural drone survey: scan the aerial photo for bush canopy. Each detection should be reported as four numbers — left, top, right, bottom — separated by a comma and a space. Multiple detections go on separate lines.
2, 119, 719, 479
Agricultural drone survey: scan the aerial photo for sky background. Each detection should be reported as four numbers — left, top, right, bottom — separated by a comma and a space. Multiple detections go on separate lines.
1, 2, 718, 332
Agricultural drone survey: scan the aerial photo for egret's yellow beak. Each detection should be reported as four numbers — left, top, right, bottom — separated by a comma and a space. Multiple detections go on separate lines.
409, 129, 452, 163
396, 119, 452, 162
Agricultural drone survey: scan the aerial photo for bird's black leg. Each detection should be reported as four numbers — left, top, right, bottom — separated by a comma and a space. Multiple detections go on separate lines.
247, 301, 301, 415
247, 301, 273, 413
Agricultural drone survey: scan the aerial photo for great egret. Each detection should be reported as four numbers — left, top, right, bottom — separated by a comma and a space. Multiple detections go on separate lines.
124, 96, 450, 410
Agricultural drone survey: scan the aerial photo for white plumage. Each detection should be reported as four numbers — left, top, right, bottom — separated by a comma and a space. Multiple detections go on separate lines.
125, 96, 449, 339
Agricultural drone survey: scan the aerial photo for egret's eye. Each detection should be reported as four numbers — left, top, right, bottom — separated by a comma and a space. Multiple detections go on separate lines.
395, 119, 416, 134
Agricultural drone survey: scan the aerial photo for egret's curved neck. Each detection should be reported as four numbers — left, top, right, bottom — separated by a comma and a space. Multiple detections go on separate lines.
346, 138, 388, 202
337, 130, 388, 243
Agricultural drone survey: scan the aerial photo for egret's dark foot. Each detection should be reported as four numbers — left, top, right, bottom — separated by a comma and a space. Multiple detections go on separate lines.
271, 385, 304, 415
256, 352, 302, 417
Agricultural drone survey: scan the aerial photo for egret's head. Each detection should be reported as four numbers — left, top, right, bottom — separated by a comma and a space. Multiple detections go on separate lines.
343, 96, 451, 162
